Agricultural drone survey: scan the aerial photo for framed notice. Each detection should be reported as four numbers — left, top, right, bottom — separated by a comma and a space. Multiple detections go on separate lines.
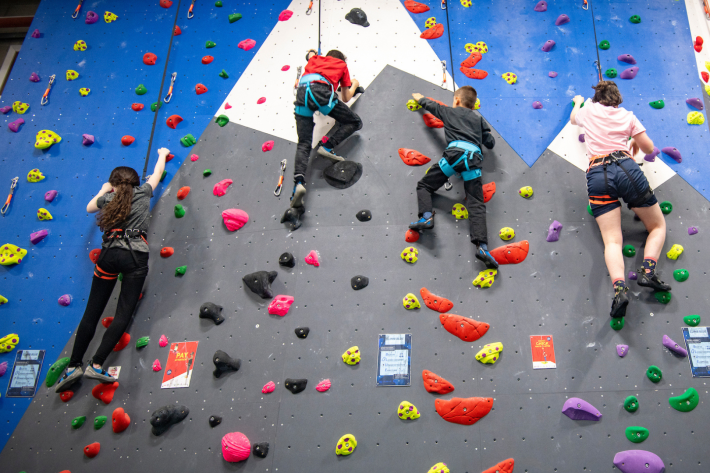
376, 334, 411, 386
6, 350, 45, 398
161, 341, 198, 389
530, 335, 556, 369
682, 327, 710, 378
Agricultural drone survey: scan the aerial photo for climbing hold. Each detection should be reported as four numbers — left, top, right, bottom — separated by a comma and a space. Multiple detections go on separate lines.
86, 11, 98, 23
405, 229, 420, 243
686, 97, 704, 110
158, 335, 168, 347
355, 209, 371, 222
624, 395, 639, 412
94, 416, 107, 430
435, 397, 493, 425
475, 342, 503, 363
518, 186, 533, 198
60, 391, 73, 402
219, 69, 229, 78
555, 14, 570, 25
687, 111, 705, 125
305, 250, 320, 267
215, 0, 222, 5
213, 350, 241, 378
135, 336, 149, 349
262, 381, 276, 394
549, 71, 558, 78
66, 69, 79, 80
423, 113, 444, 128
135, 84, 148, 95
150, 405, 189, 436
121, 135, 135, 146
238, 39, 256, 51
401, 246, 418, 263
345, 7, 370, 27
268, 295, 294, 316
229, 13, 243, 23
12, 101, 29, 114
200, 302, 225, 325
403, 293, 420, 310
625, 426, 649, 443
490, 240, 529, 265
534, 1, 547, 11
175, 265, 187, 276
84, 442, 101, 458
532, 101, 543, 109
542, 40, 556, 52
35, 130, 62, 149
428, 463, 450, 473
420, 23, 444, 40
617, 344, 629, 357
335, 434, 357, 455
0, 333, 19, 353
599, 40, 610, 50
622, 244, 636, 257
215, 114, 229, 127
316, 379, 331, 392
0, 105, 10, 113
111, 407, 130, 433
663, 334, 688, 357
440, 313, 490, 342
425, 17, 437, 28
58, 294, 72, 306
253, 442, 269, 458
404, 0, 430, 13
284, 378, 308, 394
684, 315, 700, 326
46, 357, 70, 387
342, 346, 361, 365
279, 252, 295, 268
695, 36, 704, 52
654, 292, 671, 304
222, 209, 248, 232
243, 271, 278, 299
29, 72, 39, 82
562, 397, 602, 421
661, 147, 681, 163
646, 365, 662, 383
499, 227, 514, 240
629, 14, 641, 23
131, 103, 144, 112
213, 179, 233, 197
420, 288, 453, 313
262, 140, 274, 152
7, 118, 23, 133
205, 41, 216, 49
605, 68, 618, 78
452, 203, 468, 220
181, 134, 197, 146
191, 154, 199, 161
194, 83, 208, 95
166, 115, 183, 129
620, 67, 639, 80
703, 71, 709, 83
668, 387, 698, 412
92, 382, 119, 404
613, 451, 666, 473
295, 327, 309, 338
174, 204, 185, 218
482, 459, 515, 473
173, 25, 181, 35
666, 244, 683, 260
658, 201, 673, 216
143, 53, 157, 65
483, 182, 496, 202
351, 275, 369, 290
472, 269, 497, 288
36, 207, 53, 221
79, 88, 90, 96
257, 97, 266, 104
502, 72, 517, 84
406, 99, 422, 111
176, 186, 190, 201
644, 147, 660, 162
102, 317, 113, 328
422, 370, 454, 394
160, 0, 172, 7
398, 401, 420, 420
159, 247, 174, 258
547, 220, 563, 242
673, 268, 689, 282
104, 11, 118, 22
618, 54, 637, 65
113, 332, 130, 351
398, 148, 431, 166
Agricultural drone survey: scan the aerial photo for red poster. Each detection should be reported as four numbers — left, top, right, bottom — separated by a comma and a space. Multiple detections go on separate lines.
161, 341, 199, 388
530, 335, 556, 369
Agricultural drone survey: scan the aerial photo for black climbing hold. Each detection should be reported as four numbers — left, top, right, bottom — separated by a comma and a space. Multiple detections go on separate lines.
199, 302, 225, 325
213, 350, 241, 378
345, 7, 370, 27
209, 415, 222, 428
280, 206, 305, 230
252, 442, 269, 458
295, 327, 310, 339
356, 209, 372, 222
279, 252, 295, 268
150, 405, 189, 436
284, 378, 308, 394
242, 270, 278, 299
351, 275, 369, 290
323, 161, 363, 189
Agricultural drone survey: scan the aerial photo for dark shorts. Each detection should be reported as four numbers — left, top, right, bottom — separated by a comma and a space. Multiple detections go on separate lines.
586, 159, 657, 218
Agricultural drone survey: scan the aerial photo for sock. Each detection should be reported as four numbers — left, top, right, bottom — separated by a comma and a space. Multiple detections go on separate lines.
613, 279, 627, 294
322, 146, 333, 152
479, 243, 488, 252
422, 212, 432, 220
642, 257, 657, 274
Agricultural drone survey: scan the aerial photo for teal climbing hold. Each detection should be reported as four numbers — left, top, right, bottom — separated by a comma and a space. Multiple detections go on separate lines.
654, 291, 671, 304
622, 244, 636, 257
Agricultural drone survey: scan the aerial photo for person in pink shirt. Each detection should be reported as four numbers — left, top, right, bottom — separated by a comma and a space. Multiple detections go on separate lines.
571, 81, 670, 319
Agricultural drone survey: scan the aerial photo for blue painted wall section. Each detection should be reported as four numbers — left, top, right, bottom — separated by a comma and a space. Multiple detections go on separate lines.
0, 0, 288, 450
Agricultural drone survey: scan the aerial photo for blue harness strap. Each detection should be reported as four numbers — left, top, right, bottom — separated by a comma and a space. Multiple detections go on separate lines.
294, 73, 338, 117
438, 140, 482, 181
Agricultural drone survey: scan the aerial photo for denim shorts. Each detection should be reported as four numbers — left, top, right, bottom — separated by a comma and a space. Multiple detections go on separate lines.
586, 158, 657, 218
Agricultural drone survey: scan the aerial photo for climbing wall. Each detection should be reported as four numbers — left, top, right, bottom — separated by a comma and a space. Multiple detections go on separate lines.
2, 65, 710, 472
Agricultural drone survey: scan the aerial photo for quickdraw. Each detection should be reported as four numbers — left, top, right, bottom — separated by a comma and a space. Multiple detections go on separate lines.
275, 159, 287, 196
41, 74, 56, 106
1, 177, 18, 216
294, 66, 302, 96
440, 60, 447, 89
306, 0, 313, 15
72, 0, 84, 19
187, 0, 196, 18
441, 0, 447, 9
582, 0, 589, 10
164, 72, 177, 103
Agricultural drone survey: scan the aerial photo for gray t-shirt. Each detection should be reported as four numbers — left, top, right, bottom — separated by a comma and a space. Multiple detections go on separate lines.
96, 182, 153, 253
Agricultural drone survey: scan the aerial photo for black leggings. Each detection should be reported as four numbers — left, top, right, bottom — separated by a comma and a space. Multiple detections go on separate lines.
69, 248, 148, 367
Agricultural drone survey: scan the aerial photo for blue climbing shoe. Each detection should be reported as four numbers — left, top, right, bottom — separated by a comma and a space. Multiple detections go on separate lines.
316, 146, 345, 163
84, 365, 116, 383
409, 212, 434, 231
475, 246, 499, 269
54, 366, 83, 393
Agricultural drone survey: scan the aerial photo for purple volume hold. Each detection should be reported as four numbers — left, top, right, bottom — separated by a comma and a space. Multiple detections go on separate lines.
644, 146, 659, 162
541, 40, 555, 52
534, 0, 547, 11
613, 450, 666, 473
620, 67, 639, 79
661, 147, 682, 163
30, 229, 48, 245
562, 397, 602, 421
546, 220, 562, 242
662, 334, 688, 357
688, 226, 698, 235
617, 344, 629, 357
555, 14, 570, 25
618, 54, 636, 64
686, 98, 703, 110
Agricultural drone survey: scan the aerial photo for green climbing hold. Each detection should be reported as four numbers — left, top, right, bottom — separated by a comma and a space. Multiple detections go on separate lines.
219, 69, 229, 78
587, 204, 593, 216
625, 426, 649, 443
160, 170, 167, 182
135, 84, 147, 95
622, 244, 636, 257
571, 99, 585, 108
94, 416, 107, 430
72, 416, 86, 429
45, 357, 70, 387
605, 68, 617, 78
684, 315, 701, 326
610, 317, 625, 331
646, 365, 662, 383
118, 273, 124, 281
649, 100, 665, 109
180, 134, 197, 147
229, 13, 242, 23
673, 268, 689, 282
599, 40, 610, 50
215, 0, 222, 6
215, 114, 229, 127
206, 40, 216, 48
624, 395, 639, 413
203, 169, 212, 177
668, 387, 699, 412
629, 15, 641, 23
659, 201, 672, 214
654, 291, 671, 304
136, 336, 150, 349
151, 101, 162, 112
175, 265, 187, 276
175, 204, 185, 218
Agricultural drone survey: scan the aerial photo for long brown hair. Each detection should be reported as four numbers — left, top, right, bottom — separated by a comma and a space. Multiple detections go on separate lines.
591, 81, 623, 107
97, 167, 140, 231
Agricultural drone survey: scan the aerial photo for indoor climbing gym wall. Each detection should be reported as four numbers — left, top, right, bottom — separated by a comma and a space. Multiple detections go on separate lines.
0, 1, 709, 472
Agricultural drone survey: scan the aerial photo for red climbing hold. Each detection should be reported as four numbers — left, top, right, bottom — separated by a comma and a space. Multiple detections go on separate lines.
483, 182, 496, 203
281, 65, 290, 71
113, 332, 130, 352
84, 442, 100, 458
404, 0, 430, 13
702, 71, 709, 83
177, 187, 190, 200
89, 248, 101, 264
435, 397, 493, 425
427, 97, 447, 107
102, 317, 113, 328
420, 287, 454, 313
423, 113, 444, 128
694, 36, 703, 52
143, 53, 157, 66
202, 55, 214, 64
405, 229, 420, 243
131, 103, 144, 111
121, 135, 135, 146
160, 247, 174, 258
60, 391, 74, 402
174, 25, 182, 36
398, 148, 431, 166
490, 240, 529, 265
160, 0, 173, 8
195, 83, 208, 95
420, 23, 444, 40
262, 141, 274, 152
257, 97, 266, 104
422, 369, 455, 394
439, 313, 490, 342
166, 114, 183, 129
112, 407, 131, 433
92, 382, 118, 404
166, 153, 175, 162
482, 459, 515, 473
460, 52, 488, 80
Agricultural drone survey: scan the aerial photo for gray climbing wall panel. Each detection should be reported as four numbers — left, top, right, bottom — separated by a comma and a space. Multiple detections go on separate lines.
1, 66, 709, 472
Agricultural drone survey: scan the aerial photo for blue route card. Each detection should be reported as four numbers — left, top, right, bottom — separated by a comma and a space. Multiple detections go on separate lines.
682, 327, 710, 378
376, 334, 411, 386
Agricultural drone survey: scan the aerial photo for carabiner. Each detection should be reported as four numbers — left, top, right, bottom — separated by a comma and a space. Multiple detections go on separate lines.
164, 72, 177, 103
441, 60, 447, 89
306, 1, 313, 15
72, 0, 84, 19
1, 177, 19, 216
441, 0, 446, 9
274, 159, 287, 196
444, 180, 453, 191
582, 0, 589, 10
187, 0, 195, 18
294, 66, 302, 96
41, 74, 56, 106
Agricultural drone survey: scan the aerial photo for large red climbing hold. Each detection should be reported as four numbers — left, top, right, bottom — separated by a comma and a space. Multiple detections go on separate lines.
84, 442, 100, 458
423, 113, 444, 128
490, 240, 529, 265
60, 390, 74, 402
398, 148, 431, 166
174, 25, 181, 36
460, 52, 488, 80
405, 229, 420, 243
131, 103, 144, 111
121, 136, 135, 146
420, 287, 454, 313
202, 55, 214, 64
195, 83, 208, 95
420, 23, 444, 40
160, 0, 173, 8
177, 187, 190, 200
89, 248, 101, 264
482, 459, 515, 473
160, 247, 174, 258
143, 53, 157, 66
422, 369, 455, 394
483, 182, 496, 203
101, 317, 113, 328
404, 0, 430, 13
92, 382, 118, 404
113, 332, 130, 351
435, 397, 493, 425
112, 407, 131, 433
439, 313, 490, 342
166, 114, 183, 129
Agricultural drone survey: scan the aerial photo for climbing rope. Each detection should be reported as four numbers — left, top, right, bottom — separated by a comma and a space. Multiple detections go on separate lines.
164, 72, 177, 103
443, 0, 455, 91
274, 159, 287, 196
40, 75, 55, 106
588, 0, 603, 81
187, 0, 196, 18
1, 177, 18, 216
71, 0, 84, 19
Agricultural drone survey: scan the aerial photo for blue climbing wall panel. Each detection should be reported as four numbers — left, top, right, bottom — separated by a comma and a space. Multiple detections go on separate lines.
0, 0, 288, 451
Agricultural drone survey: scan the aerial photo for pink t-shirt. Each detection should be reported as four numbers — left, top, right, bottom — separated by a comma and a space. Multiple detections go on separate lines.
575, 101, 646, 159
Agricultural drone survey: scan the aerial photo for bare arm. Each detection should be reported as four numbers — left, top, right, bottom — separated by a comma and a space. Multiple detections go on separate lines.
341, 79, 360, 103
146, 147, 170, 191
631, 131, 654, 155
570, 95, 584, 125
87, 182, 114, 213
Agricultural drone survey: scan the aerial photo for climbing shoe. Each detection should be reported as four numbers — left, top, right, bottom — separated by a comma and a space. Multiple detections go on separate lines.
290, 183, 307, 208
475, 246, 499, 269
84, 365, 116, 383
610, 286, 629, 318
409, 212, 434, 231
354, 86, 365, 95
55, 366, 83, 393
281, 206, 305, 231
316, 146, 345, 163
636, 269, 671, 292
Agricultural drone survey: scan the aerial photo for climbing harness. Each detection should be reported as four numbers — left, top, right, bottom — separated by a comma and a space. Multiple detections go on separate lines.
441, 0, 447, 9
275, 160, 287, 196
440, 60, 447, 89
306, 0, 313, 14
588, 151, 654, 208
41, 74, 55, 106
187, 0, 196, 18
71, 0, 84, 19
293, 66, 302, 96
582, 0, 589, 10
1, 177, 18, 217
294, 73, 337, 117
102, 229, 148, 266
439, 141, 483, 182
164, 72, 177, 103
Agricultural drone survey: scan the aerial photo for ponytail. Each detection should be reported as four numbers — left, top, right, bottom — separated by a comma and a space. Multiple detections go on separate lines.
96, 167, 140, 231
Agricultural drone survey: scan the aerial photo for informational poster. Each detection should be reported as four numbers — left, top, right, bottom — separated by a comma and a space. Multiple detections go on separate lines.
6, 350, 45, 398
530, 335, 556, 369
161, 341, 198, 389
376, 334, 411, 386
682, 327, 710, 378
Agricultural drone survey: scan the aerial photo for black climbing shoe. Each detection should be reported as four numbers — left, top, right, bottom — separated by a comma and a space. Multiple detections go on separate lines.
54, 366, 83, 393
290, 183, 306, 208
281, 206, 305, 230
84, 365, 116, 383
610, 286, 629, 318
354, 86, 365, 95
475, 247, 499, 269
636, 269, 671, 292
409, 212, 434, 231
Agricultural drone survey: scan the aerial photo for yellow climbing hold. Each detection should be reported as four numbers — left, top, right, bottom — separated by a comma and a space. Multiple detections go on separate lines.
687, 111, 705, 125
79, 88, 90, 96
475, 342, 504, 364
519, 185, 533, 198
406, 99, 422, 111
706, 61, 710, 73
402, 293, 420, 310
73, 40, 87, 51
104, 11, 119, 23
0, 333, 19, 353
499, 227, 515, 240
397, 401, 421, 420
335, 434, 357, 456
66, 69, 79, 81
452, 203, 468, 219
401, 246, 418, 263
502, 72, 517, 84
474, 97, 481, 110
428, 463, 450, 473
464, 43, 475, 53
475, 41, 488, 53
0, 244, 27, 265
461, 0, 472, 7
37, 208, 53, 221
425, 17, 436, 28
472, 268, 497, 288
0, 295, 7, 305
667, 244, 684, 260
35, 130, 62, 149
342, 346, 361, 365
12, 101, 29, 114
706, 84, 710, 96
27, 168, 45, 182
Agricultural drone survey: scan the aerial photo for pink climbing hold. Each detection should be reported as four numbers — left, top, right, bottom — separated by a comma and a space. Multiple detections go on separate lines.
238, 39, 256, 51
689, 226, 698, 235
58, 294, 72, 306
30, 229, 48, 244
225, 103, 232, 110
213, 179, 233, 197
222, 208, 249, 231
31, 29, 40, 38
29, 72, 40, 82
686, 98, 704, 110
45, 190, 58, 202
281, 65, 290, 71
555, 14, 570, 25
257, 97, 266, 104
278, 10, 293, 21
578, 134, 585, 143
532, 101, 543, 109
152, 359, 162, 371
222, 432, 251, 462
662, 147, 682, 163
190, 154, 199, 162
262, 141, 274, 152
0, 361, 7, 376
316, 379, 331, 392
159, 335, 168, 347
305, 250, 320, 267
541, 40, 555, 52
644, 146, 660, 162
8, 118, 24, 132
82, 134, 95, 146
268, 295, 294, 316
262, 381, 276, 394
618, 54, 636, 65
534, 1, 547, 11
548, 71, 558, 78
620, 67, 639, 79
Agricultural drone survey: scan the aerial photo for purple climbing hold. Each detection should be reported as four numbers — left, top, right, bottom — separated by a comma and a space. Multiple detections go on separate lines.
29, 72, 40, 82
0, 361, 6, 376
82, 134, 95, 146
686, 98, 704, 110
31, 29, 40, 38
620, 67, 639, 80
618, 54, 636, 65
8, 118, 24, 133
628, 271, 637, 280
617, 344, 629, 357
688, 226, 698, 235
532, 101, 543, 109
546, 220, 562, 242
58, 294, 72, 306
534, 1, 547, 12
661, 147, 681, 163
662, 334, 688, 357
555, 14, 570, 25
548, 71, 558, 78
0, 106, 11, 114
644, 146, 660, 162
562, 397, 602, 421
578, 134, 585, 143
30, 229, 48, 245
541, 40, 555, 52
612, 450, 665, 473
85, 11, 99, 24
45, 190, 58, 202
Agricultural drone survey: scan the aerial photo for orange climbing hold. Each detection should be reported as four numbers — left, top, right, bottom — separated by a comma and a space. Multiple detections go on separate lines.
482, 459, 515, 473
177, 187, 190, 200
435, 396, 493, 425
84, 442, 100, 458
160, 247, 174, 257
398, 148, 431, 166
195, 83, 208, 95
166, 114, 183, 129
422, 369, 455, 394
113, 332, 130, 351
439, 313, 489, 342
405, 229, 420, 243
121, 135, 135, 146
92, 382, 118, 404
131, 103, 144, 111
490, 240, 529, 265
112, 407, 131, 433
483, 181, 496, 203
423, 113, 444, 128
460, 52, 488, 80
89, 248, 101, 264
404, 0, 430, 13
420, 23, 444, 40
420, 287, 454, 313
